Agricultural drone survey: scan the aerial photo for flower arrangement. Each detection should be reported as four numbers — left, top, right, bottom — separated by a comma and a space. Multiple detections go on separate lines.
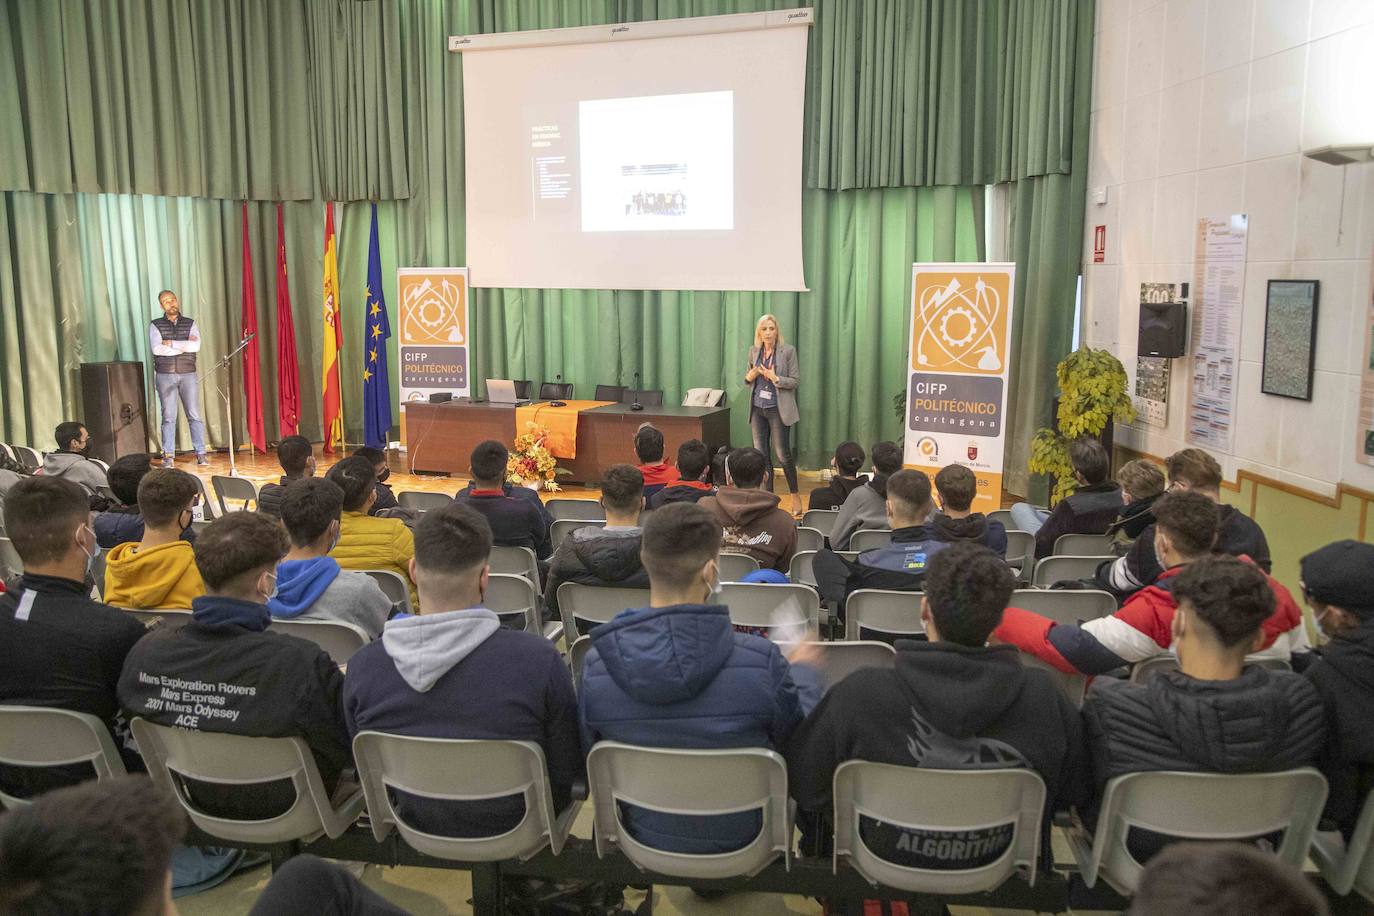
507, 422, 568, 492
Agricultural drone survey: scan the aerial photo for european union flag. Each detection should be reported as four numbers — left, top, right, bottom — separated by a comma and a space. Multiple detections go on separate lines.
362, 202, 392, 449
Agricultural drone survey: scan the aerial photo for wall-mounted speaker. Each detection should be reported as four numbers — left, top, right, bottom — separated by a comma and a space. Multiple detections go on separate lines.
1138, 302, 1187, 358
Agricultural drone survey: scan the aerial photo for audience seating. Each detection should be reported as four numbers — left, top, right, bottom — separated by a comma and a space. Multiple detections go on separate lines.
540, 382, 574, 400
557, 583, 651, 638
850, 528, 892, 550
91, 548, 108, 599
795, 525, 824, 553
593, 384, 626, 402
587, 741, 792, 879
189, 474, 217, 520
397, 491, 452, 512
119, 607, 193, 629
490, 546, 541, 593
1009, 589, 1116, 627
0, 442, 14, 462
621, 388, 663, 407
211, 475, 259, 514
568, 635, 593, 692
987, 508, 1017, 532
360, 569, 413, 616
0, 706, 128, 809
545, 498, 605, 522
833, 763, 1047, 894
717, 552, 761, 581
353, 733, 580, 860
550, 518, 605, 552
131, 718, 365, 843
775, 640, 896, 685
1005, 531, 1036, 582
1312, 789, 1374, 902
11, 445, 40, 470
1129, 653, 1293, 685
1053, 533, 1114, 556
788, 550, 818, 587
269, 618, 369, 665
0, 536, 23, 578
801, 509, 839, 538
1031, 555, 1113, 588
845, 589, 924, 642
719, 581, 821, 631
484, 572, 540, 634
1019, 653, 1087, 706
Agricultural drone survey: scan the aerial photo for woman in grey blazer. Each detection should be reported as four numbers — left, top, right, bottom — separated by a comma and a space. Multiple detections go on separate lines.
744, 314, 802, 515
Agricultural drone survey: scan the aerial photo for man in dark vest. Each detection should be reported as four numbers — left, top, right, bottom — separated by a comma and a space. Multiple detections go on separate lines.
149, 289, 208, 468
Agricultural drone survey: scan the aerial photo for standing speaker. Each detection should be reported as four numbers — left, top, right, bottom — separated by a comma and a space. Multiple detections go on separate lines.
80, 362, 151, 465
1138, 302, 1188, 358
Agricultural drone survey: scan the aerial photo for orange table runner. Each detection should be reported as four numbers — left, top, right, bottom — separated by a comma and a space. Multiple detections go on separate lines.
514, 400, 615, 458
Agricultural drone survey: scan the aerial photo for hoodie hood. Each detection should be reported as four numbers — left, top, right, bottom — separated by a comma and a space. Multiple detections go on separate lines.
1109, 493, 1160, 538
41, 451, 87, 475
590, 604, 735, 704
382, 608, 501, 692
104, 541, 203, 607
867, 474, 890, 499
812, 475, 869, 509
931, 513, 988, 542
568, 529, 648, 584
268, 557, 342, 618
894, 642, 1028, 737
1148, 667, 1301, 771
709, 487, 783, 527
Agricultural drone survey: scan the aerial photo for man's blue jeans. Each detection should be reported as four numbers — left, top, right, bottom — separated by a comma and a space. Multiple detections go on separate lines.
155, 372, 207, 457
1009, 502, 1050, 534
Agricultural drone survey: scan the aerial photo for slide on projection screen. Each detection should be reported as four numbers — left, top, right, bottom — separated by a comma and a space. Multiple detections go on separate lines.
455, 9, 812, 292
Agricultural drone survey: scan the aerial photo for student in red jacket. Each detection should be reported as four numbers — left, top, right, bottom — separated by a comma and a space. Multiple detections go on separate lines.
633, 424, 677, 501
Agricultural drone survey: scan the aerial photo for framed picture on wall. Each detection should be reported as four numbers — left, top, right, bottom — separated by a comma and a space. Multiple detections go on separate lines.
1261, 279, 1320, 401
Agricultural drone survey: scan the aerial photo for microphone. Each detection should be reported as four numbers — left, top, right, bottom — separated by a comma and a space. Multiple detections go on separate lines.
549, 373, 567, 407
630, 371, 644, 411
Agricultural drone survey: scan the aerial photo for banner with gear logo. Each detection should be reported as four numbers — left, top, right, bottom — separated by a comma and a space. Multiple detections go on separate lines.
904, 262, 1016, 515
397, 267, 470, 431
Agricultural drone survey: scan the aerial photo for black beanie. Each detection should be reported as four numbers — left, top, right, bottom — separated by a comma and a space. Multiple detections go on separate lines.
1300, 540, 1374, 617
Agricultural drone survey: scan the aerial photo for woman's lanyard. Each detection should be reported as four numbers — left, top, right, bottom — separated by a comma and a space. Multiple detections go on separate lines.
758, 348, 775, 372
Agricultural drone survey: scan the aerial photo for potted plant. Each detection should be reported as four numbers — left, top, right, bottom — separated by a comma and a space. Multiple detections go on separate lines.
1029, 348, 1135, 502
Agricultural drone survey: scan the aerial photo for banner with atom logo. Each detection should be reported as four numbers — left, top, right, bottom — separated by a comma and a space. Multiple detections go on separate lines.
397, 267, 471, 430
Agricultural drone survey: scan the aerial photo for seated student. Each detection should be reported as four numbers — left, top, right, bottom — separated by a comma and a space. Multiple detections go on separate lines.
326, 455, 419, 612
807, 441, 869, 511
1098, 447, 1270, 597
931, 463, 1008, 554
0, 477, 148, 796
1079, 556, 1325, 858
633, 423, 676, 501
257, 434, 315, 519
118, 512, 350, 821
544, 465, 649, 624
454, 440, 552, 563
996, 492, 1306, 676
813, 469, 950, 619
1106, 458, 1166, 554
830, 440, 904, 550
353, 445, 399, 514
40, 420, 108, 497
1129, 841, 1330, 916
344, 503, 581, 839
647, 438, 716, 509
1011, 437, 1123, 559
455, 476, 554, 528
580, 502, 819, 854
698, 447, 797, 573
1297, 540, 1374, 841
788, 542, 1087, 868
269, 478, 392, 638
93, 453, 157, 548
103, 469, 205, 610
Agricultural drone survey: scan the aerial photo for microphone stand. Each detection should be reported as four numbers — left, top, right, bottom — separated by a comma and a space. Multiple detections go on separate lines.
201, 332, 255, 478
629, 371, 644, 411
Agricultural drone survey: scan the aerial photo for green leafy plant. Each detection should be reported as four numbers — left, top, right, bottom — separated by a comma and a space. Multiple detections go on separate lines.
1029, 348, 1135, 502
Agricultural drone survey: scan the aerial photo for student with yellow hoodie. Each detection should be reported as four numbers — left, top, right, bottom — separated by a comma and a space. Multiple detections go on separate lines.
103, 469, 204, 610
326, 456, 418, 612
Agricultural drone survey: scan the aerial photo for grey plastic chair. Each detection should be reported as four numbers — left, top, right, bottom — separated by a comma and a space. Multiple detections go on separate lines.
833, 763, 1047, 894
490, 545, 541, 594
1005, 530, 1036, 582
558, 583, 650, 638
1031, 554, 1113, 588
795, 526, 824, 553
0, 706, 127, 808
353, 732, 580, 860
719, 581, 820, 631
788, 550, 818, 588
1053, 533, 1114, 556
269, 618, 370, 664
801, 509, 839, 539
0, 536, 23, 578
849, 529, 892, 551
1312, 786, 1374, 902
546, 498, 606, 522
360, 569, 413, 616
90, 548, 108, 599
551, 518, 605, 552
118, 607, 194, 630
569, 634, 593, 692
211, 475, 258, 514
845, 589, 924, 641
1067, 768, 1328, 895
1009, 588, 1116, 627
130, 718, 364, 843
987, 508, 1018, 532
397, 491, 452, 512
1020, 653, 1087, 706
773, 640, 896, 687
1130, 653, 1293, 685
717, 552, 761, 581
485, 572, 540, 633
189, 474, 217, 520
587, 741, 792, 879
12, 445, 40, 470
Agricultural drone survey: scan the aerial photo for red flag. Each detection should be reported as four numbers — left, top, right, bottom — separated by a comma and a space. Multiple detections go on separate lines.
240, 203, 266, 452
275, 203, 301, 437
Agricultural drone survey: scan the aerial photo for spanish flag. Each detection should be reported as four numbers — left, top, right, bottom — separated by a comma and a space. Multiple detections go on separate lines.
321, 202, 344, 452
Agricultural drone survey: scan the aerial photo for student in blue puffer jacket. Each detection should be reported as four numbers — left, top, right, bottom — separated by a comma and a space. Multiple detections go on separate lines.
579, 502, 822, 855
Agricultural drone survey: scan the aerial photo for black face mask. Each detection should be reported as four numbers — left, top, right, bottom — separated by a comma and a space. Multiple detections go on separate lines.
78, 444, 92, 458
376, 468, 391, 483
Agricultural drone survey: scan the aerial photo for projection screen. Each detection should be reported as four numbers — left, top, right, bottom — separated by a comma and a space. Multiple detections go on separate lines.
455, 9, 812, 291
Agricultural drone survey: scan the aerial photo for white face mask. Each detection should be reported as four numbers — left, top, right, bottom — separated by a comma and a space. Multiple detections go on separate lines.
705, 563, 723, 603
77, 525, 98, 577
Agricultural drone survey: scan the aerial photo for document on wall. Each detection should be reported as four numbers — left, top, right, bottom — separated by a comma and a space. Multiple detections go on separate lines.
1186, 215, 1247, 452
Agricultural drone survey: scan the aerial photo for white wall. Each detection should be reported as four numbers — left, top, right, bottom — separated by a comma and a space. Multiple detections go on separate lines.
1083, 0, 1374, 496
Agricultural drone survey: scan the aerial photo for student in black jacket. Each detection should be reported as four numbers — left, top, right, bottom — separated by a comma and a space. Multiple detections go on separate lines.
1105, 458, 1165, 555
787, 541, 1088, 870
353, 446, 399, 514
118, 512, 350, 821
544, 465, 649, 623
257, 435, 316, 519
647, 439, 716, 509
806, 441, 868, 511
931, 463, 1007, 554
454, 440, 552, 562
1012, 437, 1123, 559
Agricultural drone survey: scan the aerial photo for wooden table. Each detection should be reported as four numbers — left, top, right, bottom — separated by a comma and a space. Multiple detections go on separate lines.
403, 400, 731, 483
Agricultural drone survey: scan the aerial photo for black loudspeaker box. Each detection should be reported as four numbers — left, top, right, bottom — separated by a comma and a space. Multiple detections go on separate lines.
80, 361, 152, 465
1138, 302, 1187, 358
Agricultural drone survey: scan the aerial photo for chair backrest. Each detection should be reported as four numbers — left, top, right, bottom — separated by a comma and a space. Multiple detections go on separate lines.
833, 763, 1047, 895
1004, 530, 1035, 580
1032, 555, 1113, 588
681, 387, 725, 407
788, 550, 818, 587
539, 381, 574, 400
397, 490, 452, 512
1020, 653, 1087, 706
551, 518, 606, 552
719, 581, 819, 631
545, 498, 606, 521
587, 741, 792, 879
269, 618, 369, 664
513, 379, 533, 400
0, 442, 14, 462
130, 718, 362, 843
1009, 589, 1116, 627
774, 641, 896, 687
490, 545, 541, 593
13, 445, 40, 470
845, 589, 924, 641
120, 607, 194, 630
622, 388, 664, 407
360, 569, 413, 616
1054, 532, 1114, 556
557, 583, 650, 637
795, 526, 824, 553
1312, 783, 1374, 900
987, 508, 1018, 532
189, 474, 216, 520
211, 475, 258, 515
801, 509, 839, 538
850, 528, 892, 551
352, 732, 579, 859
1076, 768, 1328, 895
717, 552, 761, 581
569, 634, 593, 692
594, 384, 626, 402
484, 573, 540, 633
91, 548, 108, 599
0, 706, 127, 808
0, 536, 23, 577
